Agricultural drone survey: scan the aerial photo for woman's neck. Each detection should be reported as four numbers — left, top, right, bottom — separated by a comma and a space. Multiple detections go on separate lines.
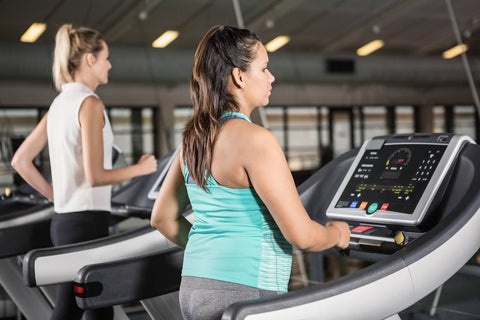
236, 104, 256, 118
73, 73, 97, 92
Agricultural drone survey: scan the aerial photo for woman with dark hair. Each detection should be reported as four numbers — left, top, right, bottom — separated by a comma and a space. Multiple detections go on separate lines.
151, 25, 350, 320
11, 24, 157, 320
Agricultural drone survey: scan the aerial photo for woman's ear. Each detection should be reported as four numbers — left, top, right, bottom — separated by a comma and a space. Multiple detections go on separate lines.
85, 53, 96, 67
231, 67, 246, 88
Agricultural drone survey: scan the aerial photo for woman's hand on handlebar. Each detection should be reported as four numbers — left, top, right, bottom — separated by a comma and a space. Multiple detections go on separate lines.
327, 221, 351, 249
137, 154, 157, 176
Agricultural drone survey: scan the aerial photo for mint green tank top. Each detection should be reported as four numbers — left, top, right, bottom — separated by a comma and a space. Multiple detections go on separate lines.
181, 112, 293, 292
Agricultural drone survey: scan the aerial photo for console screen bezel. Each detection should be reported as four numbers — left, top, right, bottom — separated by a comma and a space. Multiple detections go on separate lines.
147, 147, 180, 200
326, 135, 470, 226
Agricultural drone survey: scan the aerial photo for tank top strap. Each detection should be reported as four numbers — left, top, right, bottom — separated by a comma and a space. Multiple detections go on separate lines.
219, 111, 252, 125
183, 164, 195, 184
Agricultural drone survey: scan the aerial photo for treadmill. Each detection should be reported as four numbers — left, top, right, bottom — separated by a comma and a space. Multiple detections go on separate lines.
0, 184, 54, 320
222, 133, 480, 319
22, 147, 187, 320
24, 133, 480, 320
0, 145, 133, 320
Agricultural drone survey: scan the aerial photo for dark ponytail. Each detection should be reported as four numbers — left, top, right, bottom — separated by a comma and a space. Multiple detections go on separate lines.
182, 25, 260, 190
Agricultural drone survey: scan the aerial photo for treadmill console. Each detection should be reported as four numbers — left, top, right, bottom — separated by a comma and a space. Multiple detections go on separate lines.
147, 147, 180, 200
327, 134, 473, 230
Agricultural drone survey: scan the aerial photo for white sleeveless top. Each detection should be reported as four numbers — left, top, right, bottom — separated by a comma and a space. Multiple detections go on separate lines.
47, 82, 113, 213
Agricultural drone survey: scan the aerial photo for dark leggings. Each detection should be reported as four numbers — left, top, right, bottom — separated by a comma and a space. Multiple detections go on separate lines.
50, 211, 113, 320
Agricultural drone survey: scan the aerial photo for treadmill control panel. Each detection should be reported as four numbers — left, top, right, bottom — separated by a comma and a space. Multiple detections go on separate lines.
327, 134, 472, 228
147, 147, 180, 200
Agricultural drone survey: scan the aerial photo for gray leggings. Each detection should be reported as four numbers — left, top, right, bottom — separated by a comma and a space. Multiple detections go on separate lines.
179, 276, 282, 320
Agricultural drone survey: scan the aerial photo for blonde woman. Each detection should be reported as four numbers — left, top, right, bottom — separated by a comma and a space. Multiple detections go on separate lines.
11, 24, 156, 320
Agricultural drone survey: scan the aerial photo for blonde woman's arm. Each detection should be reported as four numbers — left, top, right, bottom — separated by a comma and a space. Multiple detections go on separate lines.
79, 96, 157, 187
11, 114, 53, 201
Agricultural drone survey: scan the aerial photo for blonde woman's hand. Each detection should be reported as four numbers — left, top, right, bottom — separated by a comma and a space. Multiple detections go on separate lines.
327, 221, 351, 249
136, 155, 157, 175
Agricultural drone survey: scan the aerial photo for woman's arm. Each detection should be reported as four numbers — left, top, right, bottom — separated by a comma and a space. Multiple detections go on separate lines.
150, 150, 191, 248
79, 96, 157, 186
243, 126, 350, 252
10, 114, 53, 201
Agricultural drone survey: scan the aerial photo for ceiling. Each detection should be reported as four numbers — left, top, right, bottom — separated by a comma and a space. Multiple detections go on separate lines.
0, 0, 479, 58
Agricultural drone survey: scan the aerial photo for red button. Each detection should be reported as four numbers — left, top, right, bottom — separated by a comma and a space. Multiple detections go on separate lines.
381, 203, 389, 210
74, 286, 85, 294
352, 225, 374, 233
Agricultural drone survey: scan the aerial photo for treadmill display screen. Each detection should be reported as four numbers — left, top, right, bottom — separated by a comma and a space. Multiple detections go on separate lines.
335, 144, 446, 215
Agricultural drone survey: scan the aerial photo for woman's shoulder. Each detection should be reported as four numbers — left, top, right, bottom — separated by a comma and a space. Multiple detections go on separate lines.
225, 118, 274, 140
222, 119, 279, 155
83, 95, 103, 105
79, 95, 104, 113
77, 96, 106, 126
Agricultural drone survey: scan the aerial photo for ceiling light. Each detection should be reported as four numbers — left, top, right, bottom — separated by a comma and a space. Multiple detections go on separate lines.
356, 40, 384, 56
152, 30, 179, 48
265, 35, 290, 52
442, 44, 468, 59
20, 23, 47, 43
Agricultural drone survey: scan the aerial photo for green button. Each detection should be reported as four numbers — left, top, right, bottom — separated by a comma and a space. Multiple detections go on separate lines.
367, 203, 378, 214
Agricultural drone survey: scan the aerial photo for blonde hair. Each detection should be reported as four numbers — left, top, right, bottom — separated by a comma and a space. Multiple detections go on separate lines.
52, 24, 104, 92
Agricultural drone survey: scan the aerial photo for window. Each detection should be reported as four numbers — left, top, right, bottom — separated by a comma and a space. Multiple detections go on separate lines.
0, 106, 156, 189
363, 106, 387, 140
173, 107, 194, 147
453, 105, 476, 139
396, 106, 415, 133
108, 107, 156, 164
265, 106, 322, 170
0, 108, 46, 187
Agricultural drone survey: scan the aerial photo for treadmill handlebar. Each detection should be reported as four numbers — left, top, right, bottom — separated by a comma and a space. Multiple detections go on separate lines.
23, 212, 193, 287
23, 226, 173, 287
